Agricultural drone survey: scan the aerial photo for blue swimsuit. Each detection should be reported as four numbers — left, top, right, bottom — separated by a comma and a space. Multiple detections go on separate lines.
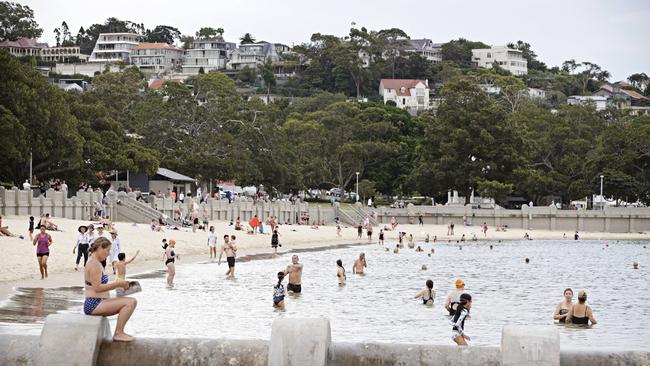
84, 273, 109, 315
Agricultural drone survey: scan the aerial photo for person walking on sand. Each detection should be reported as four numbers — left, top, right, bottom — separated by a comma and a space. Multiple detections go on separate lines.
482, 222, 488, 237
353, 253, 367, 274
336, 223, 342, 238
336, 259, 346, 286
418, 214, 424, 226
109, 230, 121, 274
367, 225, 373, 242
33, 226, 52, 279
218, 235, 237, 278
163, 240, 179, 287
271, 229, 281, 256
284, 255, 303, 293
73, 225, 89, 271
207, 226, 218, 260
357, 223, 363, 239
84, 237, 137, 342
28, 216, 35, 241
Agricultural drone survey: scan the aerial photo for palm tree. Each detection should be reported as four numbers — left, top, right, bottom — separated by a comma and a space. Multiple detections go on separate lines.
240, 33, 256, 45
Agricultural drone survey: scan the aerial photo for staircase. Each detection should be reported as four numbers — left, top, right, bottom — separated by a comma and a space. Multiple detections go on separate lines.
115, 195, 180, 227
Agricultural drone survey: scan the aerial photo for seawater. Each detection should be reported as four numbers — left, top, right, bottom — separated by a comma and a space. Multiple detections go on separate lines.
1, 240, 648, 350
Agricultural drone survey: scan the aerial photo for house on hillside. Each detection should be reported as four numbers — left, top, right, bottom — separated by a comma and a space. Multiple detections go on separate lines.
88, 33, 142, 63
0, 38, 48, 57
182, 38, 237, 74
130, 42, 184, 74
227, 41, 279, 70
401, 39, 443, 64
471, 46, 528, 75
567, 95, 608, 111
379, 79, 430, 114
594, 83, 649, 108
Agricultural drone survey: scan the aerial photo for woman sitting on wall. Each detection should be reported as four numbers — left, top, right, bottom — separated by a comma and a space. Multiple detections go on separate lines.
84, 237, 137, 342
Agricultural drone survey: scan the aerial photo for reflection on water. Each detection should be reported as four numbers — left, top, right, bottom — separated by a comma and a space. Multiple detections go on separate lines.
1, 240, 648, 349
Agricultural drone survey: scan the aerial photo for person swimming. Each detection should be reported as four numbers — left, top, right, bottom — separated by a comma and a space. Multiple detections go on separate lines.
566, 290, 597, 326
451, 293, 472, 346
415, 279, 435, 305
553, 288, 573, 323
445, 279, 466, 316
415, 246, 423, 252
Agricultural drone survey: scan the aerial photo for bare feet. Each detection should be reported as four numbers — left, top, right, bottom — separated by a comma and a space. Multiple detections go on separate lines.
113, 332, 134, 342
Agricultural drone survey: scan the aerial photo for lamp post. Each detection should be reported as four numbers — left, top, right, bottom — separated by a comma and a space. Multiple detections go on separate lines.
355, 172, 360, 202
599, 175, 604, 209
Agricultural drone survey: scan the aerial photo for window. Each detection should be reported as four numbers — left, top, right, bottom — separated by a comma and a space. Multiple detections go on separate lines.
487, 52, 491, 58
402, 98, 406, 105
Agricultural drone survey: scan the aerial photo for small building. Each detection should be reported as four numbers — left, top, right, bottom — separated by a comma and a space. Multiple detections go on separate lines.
89, 33, 142, 63
567, 95, 608, 111
130, 42, 184, 74
379, 79, 430, 114
182, 37, 236, 74
41, 46, 89, 63
0, 38, 48, 57
472, 46, 528, 76
594, 83, 649, 108
527, 88, 546, 99
108, 168, 195, 196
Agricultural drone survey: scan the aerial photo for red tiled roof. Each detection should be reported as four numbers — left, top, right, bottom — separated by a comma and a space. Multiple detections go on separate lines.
134, 42, 182, 51
0, 38, 48, 48
620, 88, 647, 100
148, 79, 180, 90
380, 79, 428, 96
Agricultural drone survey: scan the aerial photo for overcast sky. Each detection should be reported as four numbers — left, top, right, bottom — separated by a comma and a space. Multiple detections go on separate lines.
23, 0, 649, 81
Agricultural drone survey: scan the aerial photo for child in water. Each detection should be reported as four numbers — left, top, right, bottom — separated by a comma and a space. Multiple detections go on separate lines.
115, 250, 139, 296
336, 259, 346, 286
273, 271, 286, 308
451, 293, 472, 346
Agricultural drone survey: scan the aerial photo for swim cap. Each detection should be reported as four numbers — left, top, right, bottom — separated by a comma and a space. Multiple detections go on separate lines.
455, 279, 465, 288
169, 239, 176, 245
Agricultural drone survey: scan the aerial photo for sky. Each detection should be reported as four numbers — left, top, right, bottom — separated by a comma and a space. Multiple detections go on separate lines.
22, 0, 650, 81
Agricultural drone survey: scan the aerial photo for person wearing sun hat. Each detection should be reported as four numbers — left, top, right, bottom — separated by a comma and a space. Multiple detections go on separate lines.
444, 279, 467, 316
109, 230, 121, 275
73, 225, 90, 270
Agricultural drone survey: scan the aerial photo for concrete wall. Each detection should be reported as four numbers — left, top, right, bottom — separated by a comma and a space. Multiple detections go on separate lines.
368, 204, 650, 233
0, 187, 101, 220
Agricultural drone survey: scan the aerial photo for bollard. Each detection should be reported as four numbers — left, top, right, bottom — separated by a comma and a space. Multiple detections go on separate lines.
502, 325, 559, 366
268, 317, 331, 366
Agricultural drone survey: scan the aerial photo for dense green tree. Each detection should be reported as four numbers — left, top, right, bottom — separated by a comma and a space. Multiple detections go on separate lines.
258, 57, 276, 99
440, 38, 489, 68
186, 71, 238, 99
240, 33, 255, 44
145, 25, 181, 44
195, 27, 224, 39
0, 1, 42, 41
507, 40, 546, 71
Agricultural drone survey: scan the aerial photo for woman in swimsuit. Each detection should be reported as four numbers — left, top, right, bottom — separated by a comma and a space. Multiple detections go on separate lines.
415, 280, 435, 305
271, 229, 281, 257
84, 237, 136, 342
163, 240, 179, 287
451, 293, 472, 346
32, 226, 52, 279
566, 290, 597, 326
553, 288, 574, 323
336, 259, 346, 286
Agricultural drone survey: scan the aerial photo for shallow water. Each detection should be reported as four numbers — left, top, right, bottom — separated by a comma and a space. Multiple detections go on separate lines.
1, 240, 648, 349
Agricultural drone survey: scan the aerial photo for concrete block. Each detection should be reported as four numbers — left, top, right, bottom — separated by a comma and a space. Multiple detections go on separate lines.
268, 317, 331, 366
35, 314, 111, 366
502, 325, 559, 366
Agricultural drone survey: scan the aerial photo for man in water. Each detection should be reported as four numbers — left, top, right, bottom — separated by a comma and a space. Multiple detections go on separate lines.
218, 235, 237, 278
444, 279, 466, 316
284, 255, 303, 293
353, 253, 367, 274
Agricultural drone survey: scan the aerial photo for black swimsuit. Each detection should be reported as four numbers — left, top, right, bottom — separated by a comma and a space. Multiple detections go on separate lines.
571, 306, 590, 325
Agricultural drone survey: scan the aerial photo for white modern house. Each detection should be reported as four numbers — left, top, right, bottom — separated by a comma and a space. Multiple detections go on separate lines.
379, 79, 430, 113
471, 46, 528, 75
402, 39, 442, 64
227, 42, 279, 70
182, 38, 236, 74
567, 95, 608, 111
88, 33, 142, 63
130, 42, 184, 74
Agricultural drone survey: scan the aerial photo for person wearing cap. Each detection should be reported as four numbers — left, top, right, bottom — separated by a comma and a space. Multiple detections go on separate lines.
109, 230, 121, 275
444, 279, 466, 316
73, 225, 90, 270
566, 290, 597, 326
163, 239, 179, 287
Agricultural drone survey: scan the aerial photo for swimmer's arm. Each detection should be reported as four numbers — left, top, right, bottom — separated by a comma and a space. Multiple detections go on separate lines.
217, 248, 223, 264
553, 303, 563, 320
352, 262, 357, 274
444, 294, 452, 309
414, 290, 424, 299
126, 250, 140, 264
565, 306, 574, 323
587, 307, 597, 325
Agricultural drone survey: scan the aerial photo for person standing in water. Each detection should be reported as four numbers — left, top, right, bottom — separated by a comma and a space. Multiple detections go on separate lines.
218, 235, 237, 278
336, 259, 346, 286
84, 237, 136, 342
566, 290, 597, 326
444, 279, 466, 315
273, 272, 286, 308
163, 240, 179, 287
378, 229, 384, 245
451, 293, 472, 346
415, 279, 435, 305
553, 288, 574, 323
207, 226, 218, 260
284, 255, 303, 293
353, 253, 367, 274
33, 226, 52, 279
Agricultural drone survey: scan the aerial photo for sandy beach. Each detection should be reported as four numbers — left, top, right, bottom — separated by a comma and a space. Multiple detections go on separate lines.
1, 214, 648, 301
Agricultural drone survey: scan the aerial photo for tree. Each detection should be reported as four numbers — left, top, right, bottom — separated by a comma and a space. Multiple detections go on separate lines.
195, 27, 223, 39
627, 73, 649, 92
186, 72, 238, 99
507, 40, 546, 71
413, 78, 521, 204
440, 38, 489, 68
145, 25, 181, 44
180, 35, 194, 49
0, 2, 42, 41
237, 66, 257, 83
258, 57, 276, 99
0, 105, 27, 184
476, 179, 513, 206
357, 179, 376, 201
240, 32, 255, 44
